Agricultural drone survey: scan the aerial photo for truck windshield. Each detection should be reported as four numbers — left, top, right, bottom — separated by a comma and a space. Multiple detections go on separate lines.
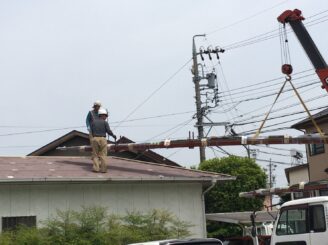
276, 204, 326, 235
276, 208, 307, 235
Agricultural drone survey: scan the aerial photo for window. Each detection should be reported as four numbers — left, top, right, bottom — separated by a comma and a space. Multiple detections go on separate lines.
2, 216, 36, 231
276, 208, 308, 235
319, 189, 328, 196
276, 205, 326, 237
293, 192, 310, 200
308, 143, 325, 156
309, 205, 326, 232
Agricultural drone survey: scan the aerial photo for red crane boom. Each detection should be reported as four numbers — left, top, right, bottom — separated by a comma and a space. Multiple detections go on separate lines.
278, 9, 328, 92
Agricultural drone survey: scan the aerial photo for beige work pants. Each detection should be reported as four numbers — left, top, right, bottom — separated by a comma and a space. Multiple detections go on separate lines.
89, 132, 94, 159
91, 137, 108, 173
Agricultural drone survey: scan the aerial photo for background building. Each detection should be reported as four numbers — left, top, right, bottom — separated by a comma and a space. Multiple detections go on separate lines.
292, 108, 328, 183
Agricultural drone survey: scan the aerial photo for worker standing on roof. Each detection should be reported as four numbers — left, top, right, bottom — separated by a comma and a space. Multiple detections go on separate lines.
86, 100, 102, 139
90, 108, 116, 173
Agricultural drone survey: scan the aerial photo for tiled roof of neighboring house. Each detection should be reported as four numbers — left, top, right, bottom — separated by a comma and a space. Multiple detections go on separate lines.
27, 130, 180, 167
0, 156, 235, 184
284, 163, 308, 183
291, 108, 328, 129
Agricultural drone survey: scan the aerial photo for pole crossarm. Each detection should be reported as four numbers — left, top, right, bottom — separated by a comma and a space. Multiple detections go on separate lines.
57, 134, 328, 153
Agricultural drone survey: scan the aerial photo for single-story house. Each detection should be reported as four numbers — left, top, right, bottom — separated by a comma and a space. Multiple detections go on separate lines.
0, 156, 234, 237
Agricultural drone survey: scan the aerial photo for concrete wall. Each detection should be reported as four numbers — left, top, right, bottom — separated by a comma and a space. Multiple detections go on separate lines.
0, 182, 205, 238
304, 122, 328, 182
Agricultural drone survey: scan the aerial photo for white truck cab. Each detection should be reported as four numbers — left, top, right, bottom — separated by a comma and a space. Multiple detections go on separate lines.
271, 196, 328, 245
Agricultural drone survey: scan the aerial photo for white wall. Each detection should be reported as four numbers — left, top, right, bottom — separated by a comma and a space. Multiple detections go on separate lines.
289, 167, 309, 186
0, 182, 205, 238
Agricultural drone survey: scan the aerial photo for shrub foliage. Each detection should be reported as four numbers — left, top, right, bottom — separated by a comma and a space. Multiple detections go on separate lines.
0, 206, 192, 245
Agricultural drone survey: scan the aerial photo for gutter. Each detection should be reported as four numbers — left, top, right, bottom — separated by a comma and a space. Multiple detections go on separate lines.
200, 175, 236, 237
0, 176, 235, 184
201, 178, 217, 238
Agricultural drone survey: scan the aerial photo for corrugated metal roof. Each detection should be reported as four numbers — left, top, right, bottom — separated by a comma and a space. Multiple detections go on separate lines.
0, 156, 234, 183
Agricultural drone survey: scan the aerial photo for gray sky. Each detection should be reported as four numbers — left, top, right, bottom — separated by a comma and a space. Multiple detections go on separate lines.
1, 0, 328, 186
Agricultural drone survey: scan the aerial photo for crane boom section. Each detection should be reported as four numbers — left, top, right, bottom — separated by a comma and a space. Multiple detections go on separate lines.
278, 9, 328, 92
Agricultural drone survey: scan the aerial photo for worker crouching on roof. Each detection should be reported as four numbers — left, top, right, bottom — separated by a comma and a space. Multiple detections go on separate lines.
90, 108, 117, 173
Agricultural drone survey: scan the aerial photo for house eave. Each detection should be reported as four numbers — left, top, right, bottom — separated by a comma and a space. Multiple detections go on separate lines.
0, 176, 236, 185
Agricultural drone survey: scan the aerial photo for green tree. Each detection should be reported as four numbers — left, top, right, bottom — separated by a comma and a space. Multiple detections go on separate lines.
199, 155, 267, 238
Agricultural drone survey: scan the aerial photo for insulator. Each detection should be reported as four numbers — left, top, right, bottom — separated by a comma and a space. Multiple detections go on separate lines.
207, 47, 212, 60
200, 50, 204, 61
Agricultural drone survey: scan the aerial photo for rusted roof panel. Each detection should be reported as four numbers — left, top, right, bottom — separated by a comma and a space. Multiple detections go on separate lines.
0, 156, 234, 183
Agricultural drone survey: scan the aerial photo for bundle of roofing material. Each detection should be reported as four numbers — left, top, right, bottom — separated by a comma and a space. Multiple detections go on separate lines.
57, 134, 328, 152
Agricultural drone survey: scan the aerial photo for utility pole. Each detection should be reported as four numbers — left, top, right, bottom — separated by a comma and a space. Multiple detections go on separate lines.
192, 34, 206, 163
267, 159, 277, 211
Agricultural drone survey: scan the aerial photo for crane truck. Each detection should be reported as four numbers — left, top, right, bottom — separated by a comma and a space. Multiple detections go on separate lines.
270, 9, 328, 245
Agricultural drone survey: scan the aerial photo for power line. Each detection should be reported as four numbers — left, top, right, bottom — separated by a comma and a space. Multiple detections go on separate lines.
219, 74, 316, 99
206, 0, 289, 35
113, 58, 192, 129
239, 126, 293, 135
0, 110, 194, 133
145, 117, 194, 142
231, 93, 327, 124
234, 118, 301, 136
211, 146, 292, 166
0, 145, 39, 149
0, 127, 84, 137
257, 149, 292, 158
221, 10, 328, 51
218, 68, 313, 94
256, 145, 306, 153
129, 117, 194, 161
111, 110, 194, 124
256, 158, 291, 166
218, 81, 319, 106
233, 105, 328, 126
220, 79, 319, 101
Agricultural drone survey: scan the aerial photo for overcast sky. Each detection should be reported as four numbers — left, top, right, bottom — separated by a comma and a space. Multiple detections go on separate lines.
1, 0, 328, 186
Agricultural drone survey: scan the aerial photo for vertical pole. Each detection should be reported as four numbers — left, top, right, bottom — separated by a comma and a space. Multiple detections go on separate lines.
193, 35, 206, 163
269, 159, 273, 211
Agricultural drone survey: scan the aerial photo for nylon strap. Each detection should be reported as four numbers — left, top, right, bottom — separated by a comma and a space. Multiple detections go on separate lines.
287, 79, 326, 141
253, 79, 288, 138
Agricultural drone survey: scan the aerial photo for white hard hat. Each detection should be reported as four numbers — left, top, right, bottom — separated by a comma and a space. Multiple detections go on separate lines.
93, 100, 102, 107
98, 108, 108, 115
